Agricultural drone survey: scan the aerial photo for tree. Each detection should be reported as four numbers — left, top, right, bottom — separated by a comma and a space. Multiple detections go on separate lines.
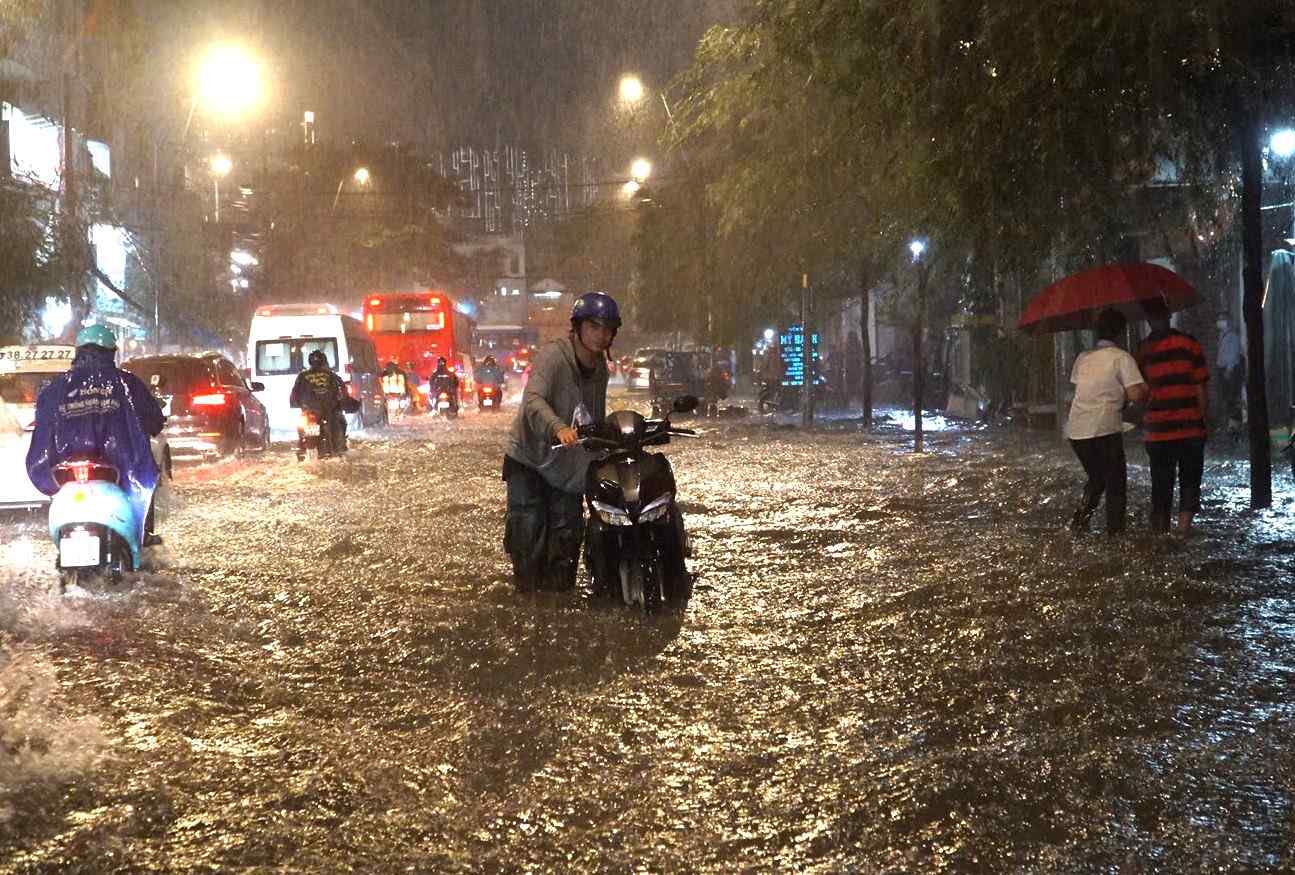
673, 0, 1295, 500
0, 173, 61, 342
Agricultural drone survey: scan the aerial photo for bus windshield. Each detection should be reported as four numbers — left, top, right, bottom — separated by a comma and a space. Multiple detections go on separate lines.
368, 311, 445, 333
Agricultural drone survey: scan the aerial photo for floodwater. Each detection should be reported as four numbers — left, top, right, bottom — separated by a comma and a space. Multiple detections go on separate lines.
2, 402, 1294, 872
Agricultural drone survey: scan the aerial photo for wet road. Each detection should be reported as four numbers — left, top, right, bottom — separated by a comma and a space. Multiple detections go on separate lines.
3, 404, 1295, 872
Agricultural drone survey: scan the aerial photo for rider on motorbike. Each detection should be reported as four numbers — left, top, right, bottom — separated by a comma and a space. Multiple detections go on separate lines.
381, 360, 408, 395
430, 356, 460, 414
26, 324, 166, 541
477, 355, 504, 388
290, 349, 349, 451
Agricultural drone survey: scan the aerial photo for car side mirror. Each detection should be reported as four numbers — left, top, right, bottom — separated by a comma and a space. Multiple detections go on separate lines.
250, 381, 265, 392
673, 395, 699, 413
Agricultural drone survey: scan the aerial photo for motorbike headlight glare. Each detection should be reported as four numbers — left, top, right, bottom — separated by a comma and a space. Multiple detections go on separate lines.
591, 500, 632, 526
639, 492, 673, 523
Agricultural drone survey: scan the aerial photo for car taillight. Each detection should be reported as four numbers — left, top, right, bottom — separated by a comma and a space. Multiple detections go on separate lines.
191, 392, 228, 407
299, 412, 313, 430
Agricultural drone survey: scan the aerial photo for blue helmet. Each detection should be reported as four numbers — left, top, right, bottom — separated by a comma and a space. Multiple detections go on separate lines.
75, 324, 117, 350
571, 292, 621, 329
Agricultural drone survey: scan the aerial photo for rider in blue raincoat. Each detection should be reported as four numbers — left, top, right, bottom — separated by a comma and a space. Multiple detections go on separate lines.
26, 325, 165, 539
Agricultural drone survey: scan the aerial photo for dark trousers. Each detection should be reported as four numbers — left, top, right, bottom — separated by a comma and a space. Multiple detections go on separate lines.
503, 457, 584, 590
1146, 438, 1205, 532
1069, 433, 1127, 534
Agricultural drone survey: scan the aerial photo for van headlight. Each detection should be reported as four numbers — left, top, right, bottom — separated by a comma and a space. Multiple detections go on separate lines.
591, 500, 632, 526
638, 492, 673, 523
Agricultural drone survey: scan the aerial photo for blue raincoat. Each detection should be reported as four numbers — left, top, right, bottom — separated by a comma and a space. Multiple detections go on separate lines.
26, 346, 165, 528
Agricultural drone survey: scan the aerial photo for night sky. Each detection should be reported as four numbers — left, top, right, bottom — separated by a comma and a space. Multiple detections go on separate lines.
168, 0, 734, 152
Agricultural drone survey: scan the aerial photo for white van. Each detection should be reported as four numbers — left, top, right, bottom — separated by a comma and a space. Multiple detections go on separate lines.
247, 304, 384, 435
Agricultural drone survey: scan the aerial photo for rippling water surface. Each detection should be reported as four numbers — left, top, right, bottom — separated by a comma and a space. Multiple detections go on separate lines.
2, 405, 1294, 872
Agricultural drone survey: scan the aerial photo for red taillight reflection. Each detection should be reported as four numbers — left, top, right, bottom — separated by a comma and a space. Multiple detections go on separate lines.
191, 392, 228, 407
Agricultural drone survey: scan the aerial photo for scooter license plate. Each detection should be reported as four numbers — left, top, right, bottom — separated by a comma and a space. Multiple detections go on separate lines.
59, 531, 100, 568
438, 401, 450, 410
482, 398, 493, 407
304, 424, 320, 436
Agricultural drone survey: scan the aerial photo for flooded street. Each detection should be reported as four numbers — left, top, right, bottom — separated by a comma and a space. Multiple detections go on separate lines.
4, 405, 1295, 872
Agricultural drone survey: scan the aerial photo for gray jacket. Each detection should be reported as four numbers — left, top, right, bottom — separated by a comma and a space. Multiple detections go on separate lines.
506, 337, 608, 493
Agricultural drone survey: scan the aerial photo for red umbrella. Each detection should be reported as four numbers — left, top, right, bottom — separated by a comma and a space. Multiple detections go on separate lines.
1017, 262, 1198, 334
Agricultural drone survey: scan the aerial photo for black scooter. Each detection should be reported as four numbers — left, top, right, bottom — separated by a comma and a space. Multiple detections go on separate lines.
568, 396, 699, 613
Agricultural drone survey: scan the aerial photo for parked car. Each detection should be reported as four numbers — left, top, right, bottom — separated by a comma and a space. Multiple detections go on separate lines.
649, 350, 705, 399
628, 347, 670, 392
0, 344, 77, 509
122, 353, 270, 460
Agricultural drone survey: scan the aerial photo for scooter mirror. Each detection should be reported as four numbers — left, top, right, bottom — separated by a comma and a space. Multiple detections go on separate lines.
673, 395, 699, 414
150, 374, 166, 389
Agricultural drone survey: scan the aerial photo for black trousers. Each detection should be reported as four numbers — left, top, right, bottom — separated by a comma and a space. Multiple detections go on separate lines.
1069, 433, 1127, 534
503, 456, 584, 590
1146, 438, 1205, 532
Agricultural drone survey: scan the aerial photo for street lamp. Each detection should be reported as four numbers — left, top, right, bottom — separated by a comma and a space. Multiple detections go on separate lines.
630, 158, 652, 183
195, 44, 265, 120
907, 238, 930, 453
1272, 129, 1295, 159
209, 154, 231, 222
619, 74, 645, 105
332, 166, 371, 212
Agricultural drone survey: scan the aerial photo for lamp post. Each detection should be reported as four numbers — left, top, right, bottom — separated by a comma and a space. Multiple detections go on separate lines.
333, 166, 371, 213
909, 239, 929, 454
209, 153, 232, 223
151, 43, 265, 351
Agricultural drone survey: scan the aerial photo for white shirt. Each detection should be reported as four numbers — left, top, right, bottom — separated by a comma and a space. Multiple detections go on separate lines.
1066, 341, 1145, 440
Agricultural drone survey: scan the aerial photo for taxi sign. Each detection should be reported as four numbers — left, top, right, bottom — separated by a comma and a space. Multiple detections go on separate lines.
0, 345, 76, 375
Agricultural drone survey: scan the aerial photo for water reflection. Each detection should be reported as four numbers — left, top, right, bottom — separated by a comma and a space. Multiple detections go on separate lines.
1, 414, 1294, 870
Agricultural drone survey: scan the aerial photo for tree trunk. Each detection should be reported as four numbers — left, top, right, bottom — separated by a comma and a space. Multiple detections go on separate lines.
861, 288, 873, 428
1240, 108, 1273, 508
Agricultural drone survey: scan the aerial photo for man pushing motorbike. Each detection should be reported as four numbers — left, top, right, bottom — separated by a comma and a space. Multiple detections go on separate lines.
503, 292, 618, 592
26, 324, 166, 542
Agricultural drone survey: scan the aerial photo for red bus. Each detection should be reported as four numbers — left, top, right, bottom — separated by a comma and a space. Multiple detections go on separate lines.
362, 291, 477, 386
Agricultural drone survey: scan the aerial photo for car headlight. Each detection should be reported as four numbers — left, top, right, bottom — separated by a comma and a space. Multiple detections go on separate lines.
638, 492, 673, 523
591, 499, 633, 526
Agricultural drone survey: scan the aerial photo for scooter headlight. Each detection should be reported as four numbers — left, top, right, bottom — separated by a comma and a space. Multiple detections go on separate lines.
591, 500, 633, 527
639, 492, 674, 523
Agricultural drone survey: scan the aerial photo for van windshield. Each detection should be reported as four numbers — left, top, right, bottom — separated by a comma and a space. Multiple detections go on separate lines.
255, 339, 338, 375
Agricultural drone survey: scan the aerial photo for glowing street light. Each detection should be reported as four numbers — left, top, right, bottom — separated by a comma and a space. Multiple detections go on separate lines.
333, 166, 372, 212
195, 44, 264, 119
909, 239, 927, 261
1272, 129, 1295, 159
619, 74, 645, 104
630, 158, 652, 183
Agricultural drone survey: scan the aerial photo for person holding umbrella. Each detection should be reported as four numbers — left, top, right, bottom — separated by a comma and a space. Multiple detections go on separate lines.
1136, 297, 1210, 534
1065, 308, 1149, 534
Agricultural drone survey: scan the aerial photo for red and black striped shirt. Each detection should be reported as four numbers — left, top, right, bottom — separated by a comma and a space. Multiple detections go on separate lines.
1136, 329, 1208, 442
